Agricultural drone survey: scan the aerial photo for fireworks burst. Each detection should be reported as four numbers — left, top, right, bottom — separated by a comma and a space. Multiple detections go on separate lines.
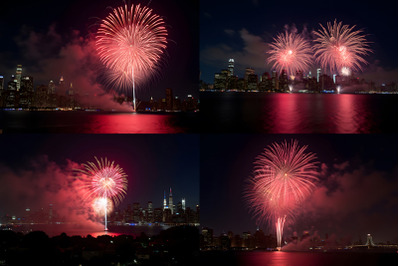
245, 140, 319, 249
313, 20, 371, 74
267, 31, 313, 77
96, 4, 168, 111
77, 157, 128, 230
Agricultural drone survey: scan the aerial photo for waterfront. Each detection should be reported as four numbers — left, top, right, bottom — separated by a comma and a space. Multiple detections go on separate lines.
200, 92, 397, 133
0, 111, 199, 133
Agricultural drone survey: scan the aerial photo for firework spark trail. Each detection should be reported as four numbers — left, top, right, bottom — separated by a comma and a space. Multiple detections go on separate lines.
276, 216, 286, 250
96, 4, 168, 111
245, 140, 319, 249
313, 20, 371, 75
267, 32, 313, 77
77, 157, 128, 230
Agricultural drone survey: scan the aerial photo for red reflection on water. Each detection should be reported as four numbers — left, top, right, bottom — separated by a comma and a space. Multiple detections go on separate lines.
85, 113, 183, 133
264, 94, 373, 133
271, 94, 302, 133
239, 251, 320, 266
333, 94, 361, 133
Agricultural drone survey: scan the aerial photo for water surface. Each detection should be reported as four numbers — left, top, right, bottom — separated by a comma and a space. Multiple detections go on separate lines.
0, 111, 199, 133
200, 92, 397, 133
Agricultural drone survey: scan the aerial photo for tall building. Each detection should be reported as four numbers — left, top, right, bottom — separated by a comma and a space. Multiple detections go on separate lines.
247, 73, 258, 91
147, 201, 153, 222
228, 59, 234, 76
317, 68, 322, 83
182, 198, 186, 210
133, 202, 141, 222
21, 76, 34, 92
163, 191, 167, 210
59, 76, 66, 94
0, 76, 4, 91
169, 187, 173, 214
7, 76, 17, 91
48, 80, 56, 94
244, 68, 255, 82
15, 65, 22, 91
67, 82, 74, 96
272, 71, 278, 91
214, 70, 229, 90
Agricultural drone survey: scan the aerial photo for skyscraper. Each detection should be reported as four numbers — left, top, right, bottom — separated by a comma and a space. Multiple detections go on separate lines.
317, 68, 322, 83
163, 191, 167, 210
0, 76, 4, 91
228, 59, 234, 76
147, 201, 153, 222
169, 188, 174, 214
48, 80, 56, 94
182, 198, 186, 210
21, 76, 34, 92
244, 68, 255, 82
15, 65, 22, 91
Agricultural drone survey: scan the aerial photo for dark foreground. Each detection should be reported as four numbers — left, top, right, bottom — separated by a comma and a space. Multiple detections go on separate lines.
0, 226, 199, 266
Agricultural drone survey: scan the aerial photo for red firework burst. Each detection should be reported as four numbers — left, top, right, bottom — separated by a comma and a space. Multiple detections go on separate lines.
96, 4, 168, 98
78, 157, 128, 206
267, 31, 314, 77
313, 20, 371, 74
245, 140, 319, 248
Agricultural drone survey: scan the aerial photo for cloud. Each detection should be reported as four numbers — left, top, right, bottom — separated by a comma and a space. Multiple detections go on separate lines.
333, 161, 349, 171
298, 162, 397, 241
358, 60, 398, 84
201, 28, 268, 76
224, 29, 235, 36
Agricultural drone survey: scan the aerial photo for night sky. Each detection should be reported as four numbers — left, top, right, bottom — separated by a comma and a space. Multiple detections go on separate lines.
0, 134, 199, 217
0, 0, 199, 100
200, 134, 397, 243
200, 0, 398, 84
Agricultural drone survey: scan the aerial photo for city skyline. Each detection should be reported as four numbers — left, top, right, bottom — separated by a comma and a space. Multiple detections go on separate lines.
0, 135, 200, 223
200, 0, 397, 85
201, 58, 397, 94
200, 134, 397, 244
0, 0, 199, 102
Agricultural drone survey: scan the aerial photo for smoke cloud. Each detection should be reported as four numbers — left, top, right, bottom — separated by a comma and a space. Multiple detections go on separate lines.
295, 160, 397, 243
0, 155, 103, 229
13, 24, 132, 111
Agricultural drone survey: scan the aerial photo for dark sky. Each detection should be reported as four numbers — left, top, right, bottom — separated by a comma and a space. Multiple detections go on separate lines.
0, 0, 199, 100
200, 0, 398, 84
200, 134, 397, 243
0, 134, 199, 216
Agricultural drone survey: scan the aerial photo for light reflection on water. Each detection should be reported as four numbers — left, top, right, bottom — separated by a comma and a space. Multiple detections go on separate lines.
235, 251, 397, 266
0, 112, 197, 133
201, 93, 397, 133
